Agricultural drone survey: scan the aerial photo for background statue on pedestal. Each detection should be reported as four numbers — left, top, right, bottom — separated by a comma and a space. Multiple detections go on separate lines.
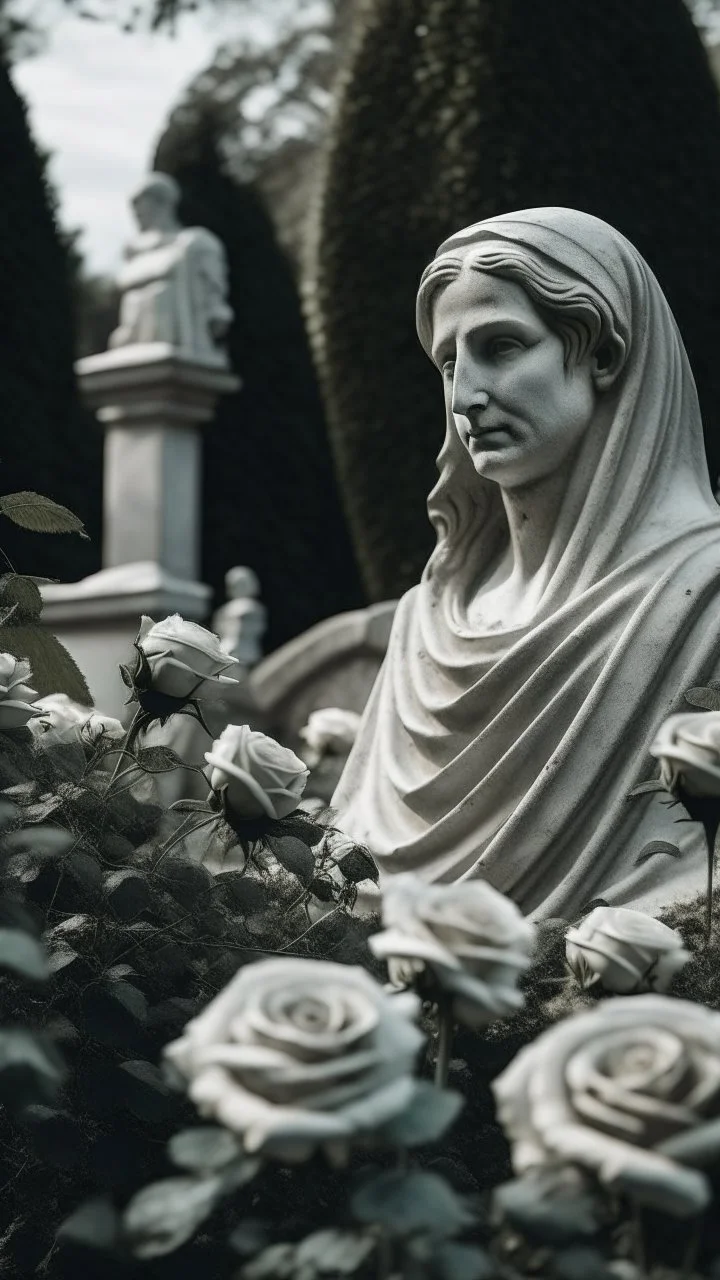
108, 172, 234, 365
333, 207, 720, 921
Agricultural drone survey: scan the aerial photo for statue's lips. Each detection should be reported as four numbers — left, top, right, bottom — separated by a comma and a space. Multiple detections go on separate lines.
466, 421, 512, 442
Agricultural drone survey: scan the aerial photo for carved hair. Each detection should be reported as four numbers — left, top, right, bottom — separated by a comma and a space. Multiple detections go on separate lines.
415, 240, 623, 582
131, 172, 181, 209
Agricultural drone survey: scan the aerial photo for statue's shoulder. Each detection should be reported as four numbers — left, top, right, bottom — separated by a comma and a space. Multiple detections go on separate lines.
177, 225, 226, 254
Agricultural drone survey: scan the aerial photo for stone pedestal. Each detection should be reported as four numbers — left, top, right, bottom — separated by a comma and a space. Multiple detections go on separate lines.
39, 345, 240, 716
78, 344, 240, 581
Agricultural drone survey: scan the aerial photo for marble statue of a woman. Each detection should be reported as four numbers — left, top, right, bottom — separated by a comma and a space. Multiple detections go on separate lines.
109, 172, 233, 366
332, 207, 720, 920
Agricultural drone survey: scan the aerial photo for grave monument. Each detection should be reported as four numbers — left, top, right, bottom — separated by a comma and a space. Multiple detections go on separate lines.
333, 207, 720, 919
40, 174, 241, 715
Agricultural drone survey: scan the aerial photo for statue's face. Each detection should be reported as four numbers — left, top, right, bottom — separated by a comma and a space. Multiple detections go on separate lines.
430, 270, 597, 489
132, 190, 170, 232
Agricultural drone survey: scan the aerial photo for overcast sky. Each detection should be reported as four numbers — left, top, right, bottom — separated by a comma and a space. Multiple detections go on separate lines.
11, 5, 249, 275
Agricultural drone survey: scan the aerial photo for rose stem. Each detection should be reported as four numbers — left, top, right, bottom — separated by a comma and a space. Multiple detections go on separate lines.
701, 816, 720, 948
434, 998, 453, 1089
377, 1230, 394, 1280
106, 706, 144, 790
679, 1213, 703, 1280
632, 1202, 647, 1276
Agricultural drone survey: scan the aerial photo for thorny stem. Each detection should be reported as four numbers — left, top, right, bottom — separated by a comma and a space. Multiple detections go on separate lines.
106, 707, 145, 790
434, 998, 453, 1089
701, 816, 720, 948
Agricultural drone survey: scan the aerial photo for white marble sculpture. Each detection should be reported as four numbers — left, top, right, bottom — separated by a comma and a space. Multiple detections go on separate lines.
108, 172, 233, 365
333, 206, 720, 920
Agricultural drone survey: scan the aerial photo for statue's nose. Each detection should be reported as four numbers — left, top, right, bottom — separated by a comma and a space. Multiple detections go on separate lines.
452, 385, 490, 418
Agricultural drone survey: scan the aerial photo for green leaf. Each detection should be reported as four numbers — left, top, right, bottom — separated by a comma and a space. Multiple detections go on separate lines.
493, 1172, 602, 1245
0, 573, 42, 616
267, 834, 315, 883
2, 825, 75, 858
634, 840, 682, 867
351, 1170, 474, 1239
428, 1242, 494, 1280
134, 745, 185, 773
123, 1175, 222, 1258
295, 1228, 376, 1274
0, 490, 88, 537
337, 848, 380, 884
0, 1029, 64, 1108
685, 684, 720, 711
0, 927, 49, 980
628, 779, 667, 798
0, 800, 18, 830
308, 876, 337, 901
380, 1082, 463, 1146
57, 1197, 120, 1252
169, 799, 215, 813
168, 1126, 243, 1173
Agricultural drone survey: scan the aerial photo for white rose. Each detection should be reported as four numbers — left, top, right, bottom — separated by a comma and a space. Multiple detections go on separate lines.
0, 654, 39, 729
493, 995, 720, 1217
650, 712, 720, 797
299, 707, 362, 766
205, 724, 309, 821
136, 614, 239, 700
164, 957, 425, 1162
566, 906, 690, 994
29, 693, 124, 747
369, 872, 536, 1028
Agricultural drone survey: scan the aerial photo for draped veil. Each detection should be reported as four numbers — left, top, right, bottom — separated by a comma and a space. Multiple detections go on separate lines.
332, 208, 720, 920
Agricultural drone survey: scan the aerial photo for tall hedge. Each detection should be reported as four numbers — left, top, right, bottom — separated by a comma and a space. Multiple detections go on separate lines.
154, 106, 364, 651
0, 54, 102, 582
311, 0, 720, 600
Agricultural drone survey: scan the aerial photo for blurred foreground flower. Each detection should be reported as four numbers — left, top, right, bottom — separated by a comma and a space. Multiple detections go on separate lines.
299, 707, 361, 767
0, 653, 39, 729
651, 711, 720, 797
566, 906, 690, 994
29, 692, 123, 745
369, 872, 535, 1029
164, 957, 460, 1163
205, 724, 309, 822
493, 994, 720, 1217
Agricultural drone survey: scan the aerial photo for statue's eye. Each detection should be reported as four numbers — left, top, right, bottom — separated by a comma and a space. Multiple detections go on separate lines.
488, 336, 523, 358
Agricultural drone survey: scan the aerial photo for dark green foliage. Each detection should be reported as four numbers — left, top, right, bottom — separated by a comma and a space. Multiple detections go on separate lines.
312, 0, 720, 598
0, 52, 101, 582
0, 574, 92, 702
0, 729, 377, 1277
153, 107, 364, 651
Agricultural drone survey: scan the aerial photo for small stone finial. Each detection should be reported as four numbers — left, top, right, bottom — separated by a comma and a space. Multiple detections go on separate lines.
212, 567, 267, 667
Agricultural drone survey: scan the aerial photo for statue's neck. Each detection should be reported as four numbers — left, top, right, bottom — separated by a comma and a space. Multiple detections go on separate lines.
501, 463, 573, 586
127, 226, 180, 254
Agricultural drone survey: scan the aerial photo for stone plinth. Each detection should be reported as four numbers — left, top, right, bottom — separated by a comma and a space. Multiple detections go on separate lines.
76, 344, 240, 582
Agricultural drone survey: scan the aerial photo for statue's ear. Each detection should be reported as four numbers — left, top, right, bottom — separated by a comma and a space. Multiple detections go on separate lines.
592, 333, 626, 391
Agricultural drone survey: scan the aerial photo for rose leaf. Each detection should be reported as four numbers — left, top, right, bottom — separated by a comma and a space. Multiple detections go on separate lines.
634, 841, 682, 867
308, 876, 337, 902
134, 746, 185, 774
628, 779, 667, 798
266, 835, 315, 884
380, 1081, 464, 1146
0, 491, 88, 537
168, 1125, 243, 1173
295, 1228, 376, 1273
0, 1029, 64, 1110
57, 1197, 121, 1252
2, 825, 75, 858
351, 1169, 474, 1239
424, 1242, 495, 1280
123, 1175, 222, 1258
685, 685, 720, 711
337, 848, 380, 884
0, 927, 49, 981
493, 1172, 602, 1245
